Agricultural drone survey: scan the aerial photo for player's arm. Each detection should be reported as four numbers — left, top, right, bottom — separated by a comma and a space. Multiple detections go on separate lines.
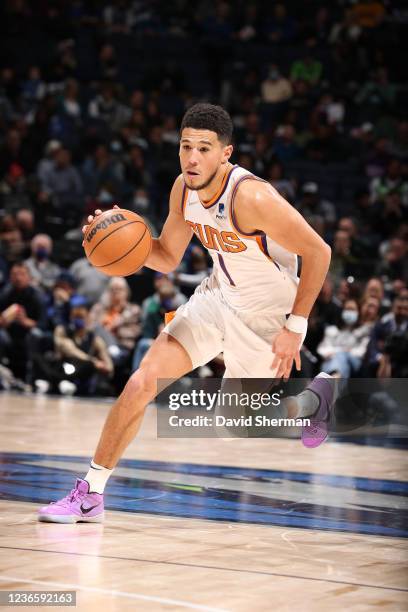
234, 181, 331, 378
144, 175, 193, 273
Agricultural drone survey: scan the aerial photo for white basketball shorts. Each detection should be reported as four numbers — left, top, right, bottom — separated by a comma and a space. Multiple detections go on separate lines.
163, 275, 298, 378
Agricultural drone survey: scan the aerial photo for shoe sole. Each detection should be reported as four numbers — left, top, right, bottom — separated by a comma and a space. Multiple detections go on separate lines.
38, 513, 104, 524
302, 374, 339, 448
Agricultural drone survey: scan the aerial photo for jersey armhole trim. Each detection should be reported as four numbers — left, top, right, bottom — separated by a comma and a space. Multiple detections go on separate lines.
181, 183, 188, 218
229, 175, 267, 238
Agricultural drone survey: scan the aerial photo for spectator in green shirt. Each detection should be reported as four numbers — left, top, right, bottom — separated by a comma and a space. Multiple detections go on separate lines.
290, 52, 322, 86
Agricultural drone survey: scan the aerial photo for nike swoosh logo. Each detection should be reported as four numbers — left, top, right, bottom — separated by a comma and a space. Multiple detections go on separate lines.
80, 503, 100, 514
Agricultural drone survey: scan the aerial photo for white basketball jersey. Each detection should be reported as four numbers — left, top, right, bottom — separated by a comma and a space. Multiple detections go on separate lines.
181, 165, 299, 313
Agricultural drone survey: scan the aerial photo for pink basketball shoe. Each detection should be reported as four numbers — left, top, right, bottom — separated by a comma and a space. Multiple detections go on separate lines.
301, 373, 338, 448
38, 478, 104, 523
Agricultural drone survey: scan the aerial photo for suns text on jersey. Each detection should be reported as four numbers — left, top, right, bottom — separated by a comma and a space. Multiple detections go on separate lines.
186, 221, 247, 253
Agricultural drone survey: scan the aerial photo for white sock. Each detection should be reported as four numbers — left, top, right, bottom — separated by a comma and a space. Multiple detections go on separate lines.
282, 390, 320, 419
84, 460, 113, 494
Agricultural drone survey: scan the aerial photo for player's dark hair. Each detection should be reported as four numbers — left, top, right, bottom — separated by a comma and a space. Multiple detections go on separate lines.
180, 103, 233, 144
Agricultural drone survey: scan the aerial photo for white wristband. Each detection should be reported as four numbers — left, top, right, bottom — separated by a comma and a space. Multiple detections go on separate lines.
285, 314, 308, 336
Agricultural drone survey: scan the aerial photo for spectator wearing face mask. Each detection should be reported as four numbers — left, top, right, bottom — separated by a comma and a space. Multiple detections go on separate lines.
33, 295, 113, 395
25, 233, 61, 293
261, 65, 293, 104
132, 273, 187, 371
317, 296, 380, 378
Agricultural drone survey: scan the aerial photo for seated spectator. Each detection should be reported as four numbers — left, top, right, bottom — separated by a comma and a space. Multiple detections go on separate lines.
261, 65, 293, 104
15, 208, 35, 251
317, 296, 380, 378
310, 93, 345, 129
37, 140, 62, 186
0, 128, 33, 175
370, 158, 408, 207
377, 236, 408, 281
0, 214, 25, 263
0, 163, 31, 213
38, 147, 84, 221
290, 43, 322, 86
263, 3, 295, 43
89, 276, 141, 388
297, 182, 336, 228
363, 292, 408, 376
337, 216, 377, 277
0, 262, 44, 380
88, 83, 130, 132
44, 271, 77, 330
25, 233, 61, 293
21, 66, 46, 115
124, 145, 149, 194
132, 274, 187, 371
273, 124, 300, 163
266, 161, 296, 201
305, 275, 342, 357
69, 256, 110, 305
361, 277, 390, 314
82, 143, 124, 199
27, 271, 77, 384
350, 0, 386, 29
57, 78, 82, 121
99, 44, 119, 81
329, 230, 360, 286
175, 246, 211, 298
33, 295, 113, 396
355, 68, 397, 118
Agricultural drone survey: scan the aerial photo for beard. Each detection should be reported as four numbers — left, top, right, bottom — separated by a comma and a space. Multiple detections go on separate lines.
184, 167, 219, 192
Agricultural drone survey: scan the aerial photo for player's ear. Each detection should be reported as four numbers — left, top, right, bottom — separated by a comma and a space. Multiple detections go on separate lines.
222, 144, 233, 163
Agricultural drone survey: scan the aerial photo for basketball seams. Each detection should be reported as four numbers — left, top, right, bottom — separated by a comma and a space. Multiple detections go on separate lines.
86, 220, 142, 258
93, 227, 148, 270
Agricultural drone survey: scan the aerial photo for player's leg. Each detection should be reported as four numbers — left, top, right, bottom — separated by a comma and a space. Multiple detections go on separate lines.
38, 278, 225, 523
92, 332, 193, 469
221, 309, 337, 446
38, 332, 193, 523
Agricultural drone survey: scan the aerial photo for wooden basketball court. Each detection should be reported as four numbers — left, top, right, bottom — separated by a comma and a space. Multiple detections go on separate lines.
0, 392, 407, 611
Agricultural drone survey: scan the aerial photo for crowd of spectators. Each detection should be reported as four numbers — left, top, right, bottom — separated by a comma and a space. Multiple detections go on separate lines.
0, 0, 407, 395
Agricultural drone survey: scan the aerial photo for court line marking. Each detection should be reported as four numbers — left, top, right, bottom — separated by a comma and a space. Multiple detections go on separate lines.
0, 545, 406, 593
0, 575, 226, 612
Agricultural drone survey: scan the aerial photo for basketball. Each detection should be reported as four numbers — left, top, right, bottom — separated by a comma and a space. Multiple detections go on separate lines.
83, 208, 152, 276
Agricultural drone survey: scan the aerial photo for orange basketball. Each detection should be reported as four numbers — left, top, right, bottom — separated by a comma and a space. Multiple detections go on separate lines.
84, 208, 152, 277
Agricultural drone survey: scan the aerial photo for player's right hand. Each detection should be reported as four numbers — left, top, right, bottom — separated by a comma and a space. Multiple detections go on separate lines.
82, 204, 120, 245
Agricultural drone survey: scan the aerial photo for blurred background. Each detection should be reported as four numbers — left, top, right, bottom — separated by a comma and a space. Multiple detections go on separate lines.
0, 0, 407, 397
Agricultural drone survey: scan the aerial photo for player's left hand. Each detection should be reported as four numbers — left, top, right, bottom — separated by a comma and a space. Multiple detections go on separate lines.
271, 328, 302, 380
81, 204, 120, 245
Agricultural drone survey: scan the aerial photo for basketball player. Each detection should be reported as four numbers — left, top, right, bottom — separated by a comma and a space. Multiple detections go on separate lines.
38, 104, 336, 523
